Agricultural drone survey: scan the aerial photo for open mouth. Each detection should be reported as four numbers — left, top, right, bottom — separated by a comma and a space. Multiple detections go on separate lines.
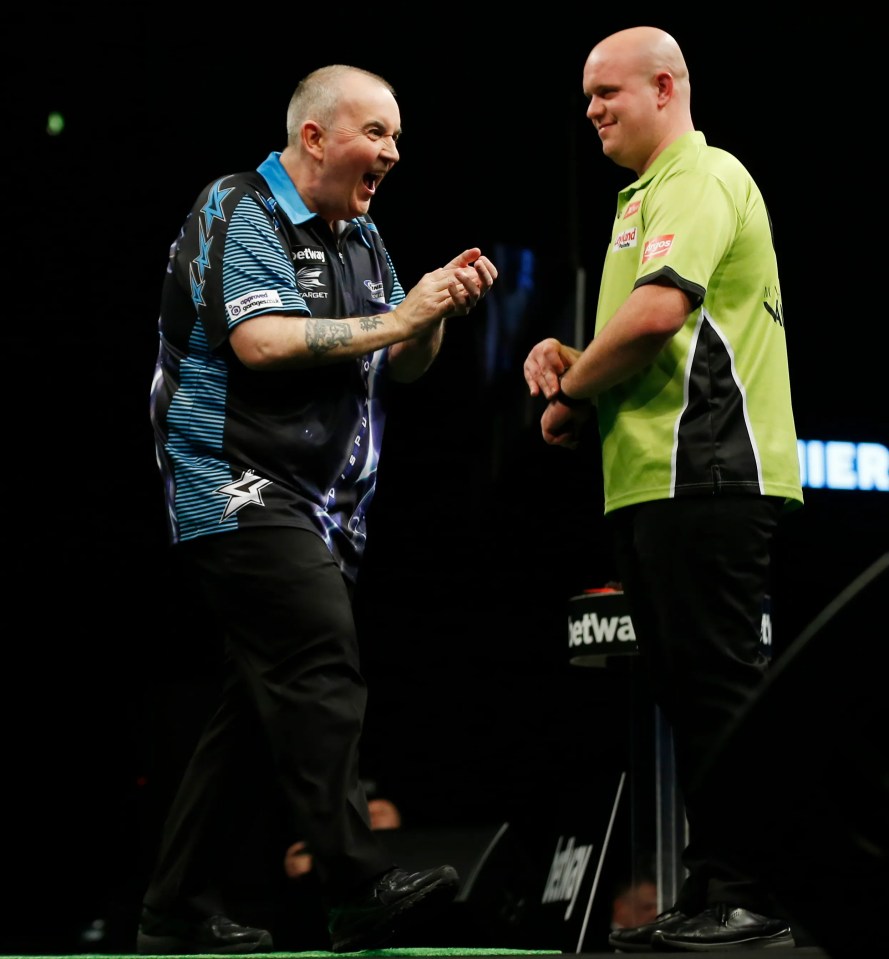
363, 173, 382, 194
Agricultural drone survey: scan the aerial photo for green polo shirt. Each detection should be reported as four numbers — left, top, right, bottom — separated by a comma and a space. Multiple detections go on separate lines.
594, 131, 803, 514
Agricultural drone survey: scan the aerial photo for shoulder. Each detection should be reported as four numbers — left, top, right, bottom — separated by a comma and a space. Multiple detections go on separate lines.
195, 169, 263, 198
649, 147, 754, 216
189, 170, 269, 220
698, 143, 756, 183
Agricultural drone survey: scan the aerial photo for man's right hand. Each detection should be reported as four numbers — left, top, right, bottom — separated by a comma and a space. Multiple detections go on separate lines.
523, 337, 577, 400
396, 248, 498, 332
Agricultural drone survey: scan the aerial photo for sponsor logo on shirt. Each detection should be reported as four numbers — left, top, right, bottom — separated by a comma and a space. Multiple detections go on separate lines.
225, 288, 284, 320
363, 279, 385, 301
612, 227, 638, 252
642, 234, 674, 262
295, 266, 328, 300
293, 247, 327, 262
623, 200, 641, 218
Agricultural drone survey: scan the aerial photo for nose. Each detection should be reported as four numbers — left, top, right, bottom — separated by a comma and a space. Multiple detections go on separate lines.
381, 136, 399, 162
586, 97, 603, 122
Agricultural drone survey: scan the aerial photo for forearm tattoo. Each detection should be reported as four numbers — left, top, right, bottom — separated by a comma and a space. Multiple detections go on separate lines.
305, 316, 384, 355
306, 318, 354, 355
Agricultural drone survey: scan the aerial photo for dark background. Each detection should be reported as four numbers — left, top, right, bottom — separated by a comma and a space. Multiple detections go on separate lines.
6, 9, 885, 952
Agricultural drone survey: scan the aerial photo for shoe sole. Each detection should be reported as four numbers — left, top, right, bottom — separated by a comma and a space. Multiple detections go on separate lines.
330, 874, 459, 952
136, 930, 274, 954
608, 914, 688, 952
655, 929, 794, 951
609, 939, 659, 953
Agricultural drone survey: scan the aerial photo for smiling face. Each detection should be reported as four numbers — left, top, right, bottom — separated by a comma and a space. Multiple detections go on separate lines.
314, 73, 401, 223
582, 27, 690, 176
583, 45, 662, 175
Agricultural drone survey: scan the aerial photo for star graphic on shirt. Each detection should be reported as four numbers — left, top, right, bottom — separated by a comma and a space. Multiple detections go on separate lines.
195, 221, 213, 278
216, 469, 273, 520
201, 179, 234, 232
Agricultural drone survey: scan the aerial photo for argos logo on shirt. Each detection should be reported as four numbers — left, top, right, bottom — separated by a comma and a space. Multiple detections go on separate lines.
612, 227, 638, 252
642, 234, 674, 262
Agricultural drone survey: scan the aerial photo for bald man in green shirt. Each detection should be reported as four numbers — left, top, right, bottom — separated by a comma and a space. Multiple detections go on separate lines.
524, 26, 802, 952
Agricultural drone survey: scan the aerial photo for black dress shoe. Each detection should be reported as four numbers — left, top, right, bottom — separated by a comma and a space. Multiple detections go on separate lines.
328, 864, 459, 952
136, 906, 273, 954
653, 903, 793, 950
607, 908, 688, 952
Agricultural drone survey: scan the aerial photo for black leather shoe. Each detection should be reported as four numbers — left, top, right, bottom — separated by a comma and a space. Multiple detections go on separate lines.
328, 864, 459, 952
136, 906, 273, 954
653, 903, 793, 950
608, 908, 688, 952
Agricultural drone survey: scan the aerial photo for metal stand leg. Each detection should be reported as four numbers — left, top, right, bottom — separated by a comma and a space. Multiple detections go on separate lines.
654, 706, 687, 913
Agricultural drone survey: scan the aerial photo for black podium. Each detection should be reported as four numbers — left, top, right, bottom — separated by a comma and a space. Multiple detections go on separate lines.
566, 586, 774, 916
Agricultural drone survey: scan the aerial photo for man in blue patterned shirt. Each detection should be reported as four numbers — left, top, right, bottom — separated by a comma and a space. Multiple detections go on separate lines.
142, 64, 497, 955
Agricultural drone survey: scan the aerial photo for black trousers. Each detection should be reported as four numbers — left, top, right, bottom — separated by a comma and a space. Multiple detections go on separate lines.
143, 527, 393, 919
610, 495, 784, 915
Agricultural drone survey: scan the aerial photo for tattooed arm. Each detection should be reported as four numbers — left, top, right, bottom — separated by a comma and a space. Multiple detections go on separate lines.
230, 311, 406, 370
229, 250, 496, 374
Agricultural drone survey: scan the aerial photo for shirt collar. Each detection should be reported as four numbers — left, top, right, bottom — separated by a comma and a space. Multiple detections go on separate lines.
630, 130, 707, 189
257, 151, 316, 225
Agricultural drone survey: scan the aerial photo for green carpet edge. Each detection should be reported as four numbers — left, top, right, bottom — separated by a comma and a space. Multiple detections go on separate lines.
1, 951, 562, 958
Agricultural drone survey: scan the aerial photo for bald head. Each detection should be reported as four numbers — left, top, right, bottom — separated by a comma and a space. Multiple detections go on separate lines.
583, 26, 693, 174
589, 27, 688, 88
286, 65, 396, 145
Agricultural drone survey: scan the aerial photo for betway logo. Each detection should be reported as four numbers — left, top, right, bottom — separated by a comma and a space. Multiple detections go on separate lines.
568, 612, 636, 650
541, 835, 593, 919
294, 247, 326, 262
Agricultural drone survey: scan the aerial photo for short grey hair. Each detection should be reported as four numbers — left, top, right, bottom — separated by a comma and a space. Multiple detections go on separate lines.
286, 65, 396, 144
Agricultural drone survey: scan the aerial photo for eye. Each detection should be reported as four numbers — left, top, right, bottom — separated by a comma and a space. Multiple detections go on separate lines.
367, 127, 399, 143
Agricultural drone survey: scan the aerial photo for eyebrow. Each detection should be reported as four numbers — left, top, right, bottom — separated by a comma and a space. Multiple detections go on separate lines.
366, 119, 402, 136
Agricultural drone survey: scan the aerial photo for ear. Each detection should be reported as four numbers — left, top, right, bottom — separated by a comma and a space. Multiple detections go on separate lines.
655, 71, 674, 107
302, 121, 325, 158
